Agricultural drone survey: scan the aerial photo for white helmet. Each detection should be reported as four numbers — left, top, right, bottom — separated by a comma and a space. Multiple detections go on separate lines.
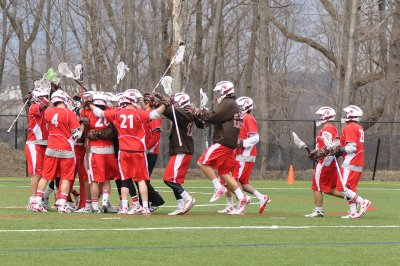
236, 96, 254, 114
315, 106, 336, 127
104, 92, 118, 107
93, 93, 107, 106
342, 105, 363, 123
213, 81, 234, 103
32, 88, 48, 102
174, 92, 191, 108
123, 89, 140, 104
51, 89, 68, 105
117, 93, 130, 107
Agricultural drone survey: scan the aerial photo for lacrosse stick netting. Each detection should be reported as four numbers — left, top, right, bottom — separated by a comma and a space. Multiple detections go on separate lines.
58, 62, 75, 79
292, 132, 310, 153
200, 88, 209, 149
116, 61, 129, 85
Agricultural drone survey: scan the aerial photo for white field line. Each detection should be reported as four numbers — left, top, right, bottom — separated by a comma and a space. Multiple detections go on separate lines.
1, 225, 400, 233
14, 186, 400, 191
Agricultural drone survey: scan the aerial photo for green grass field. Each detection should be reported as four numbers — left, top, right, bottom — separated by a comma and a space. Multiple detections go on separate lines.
0, 176, 399, 265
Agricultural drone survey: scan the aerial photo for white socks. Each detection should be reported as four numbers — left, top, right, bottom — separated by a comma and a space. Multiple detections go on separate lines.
253, 190, 264, 201
212, 178, 222, 190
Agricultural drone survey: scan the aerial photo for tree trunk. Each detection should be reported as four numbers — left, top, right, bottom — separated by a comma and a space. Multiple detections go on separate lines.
243, 0, 258, 97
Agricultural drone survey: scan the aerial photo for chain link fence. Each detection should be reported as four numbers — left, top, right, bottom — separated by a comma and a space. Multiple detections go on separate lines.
1, 114, 399, 176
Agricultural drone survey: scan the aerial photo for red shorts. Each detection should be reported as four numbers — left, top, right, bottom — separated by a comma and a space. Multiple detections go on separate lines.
75, 146, 88, 182
163, 154, 192, 184
42, 155, 75, 181
88, 152, 120, 183
198, 144, 236, 176
118, 151, 150, 182
311, 163, 338, 192
232, 161, 255, 185
336, 168, 362, 192
25, 144, 46, 176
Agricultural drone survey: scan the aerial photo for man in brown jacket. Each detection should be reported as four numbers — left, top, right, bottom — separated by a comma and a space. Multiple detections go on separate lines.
187, 81, 250, 214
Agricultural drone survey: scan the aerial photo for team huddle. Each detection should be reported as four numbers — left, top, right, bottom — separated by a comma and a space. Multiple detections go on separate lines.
25, 80, 270, 216
24, 78, 371, 218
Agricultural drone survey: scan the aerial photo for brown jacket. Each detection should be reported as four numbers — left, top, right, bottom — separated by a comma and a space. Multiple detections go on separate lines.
198, 96, 242, 149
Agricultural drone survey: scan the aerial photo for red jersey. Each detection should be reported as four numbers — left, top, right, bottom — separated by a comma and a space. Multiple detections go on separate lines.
145, 117, 162, 154
86, 108, 113, 147
235, 113, 258, 156
340, 122, 364, 166
26, 103, 48, 144
104, 107, 150, 151
45, 107, 80, 151
315, 123, 338, 164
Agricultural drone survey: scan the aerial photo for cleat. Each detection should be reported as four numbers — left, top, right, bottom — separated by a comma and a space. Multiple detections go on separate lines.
107, 203, 118, 213
259, 195, 271, 214
127, 205, 143, 215
57, 204, 71, 213
27, 201, 35, 211
32, 202, 48, 212
168, 209, 185, 216
149, 206, 159, 213
54, 199, 60, 208
118, 207, 129, 215
74, 207, 93, 213
210, 187, 227, 202
236, 195, 251, 214
42, 198, 51, 211
305, 210, 324, 218
183, 197, 196, 214
101, 203, 109, 213
341, 211, 359, 219
217, 205, 236, 214
357, 199, 371, 218
142, 207, 151, 216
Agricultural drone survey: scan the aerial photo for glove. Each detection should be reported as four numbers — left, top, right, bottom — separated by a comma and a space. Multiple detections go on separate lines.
153, 92, 173, 107
79, 117, 89, 126
25, 92, 32, 102
237, 138, 244, 148
328, 145, 342, 156
146, 94, 161, 108
87, 129, 101, 140
184, 105, 202, 116
39, 97, 49, 110
308, 149, 318, 160
314, 146, 329, 161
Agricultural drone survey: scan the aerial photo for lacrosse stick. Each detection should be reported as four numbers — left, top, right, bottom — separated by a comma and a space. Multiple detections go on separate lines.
152, 44, 185, 93
292, 132, 311, 153
160, 76, 182, 146
116, 61, 129, 85
200, 88, 209, 149
58, 62, 88, 91
6, 99, 29, 133
321, 131, 346, 187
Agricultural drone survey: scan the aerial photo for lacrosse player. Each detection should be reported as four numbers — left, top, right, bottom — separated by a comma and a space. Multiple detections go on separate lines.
87, 90, 171, 215
161, 92, 204, 215
83, 92, 120, 213
187, 81, 250, 214
25, 88, 49, 211
305, 107, 343, 217
228, 96, 271, 214
33, 90, 86, 213
327, 105, 372, 219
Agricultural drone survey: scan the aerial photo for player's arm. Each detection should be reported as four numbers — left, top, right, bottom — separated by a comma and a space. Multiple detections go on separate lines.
146, 129, 161, 150
241, 133, 260, 148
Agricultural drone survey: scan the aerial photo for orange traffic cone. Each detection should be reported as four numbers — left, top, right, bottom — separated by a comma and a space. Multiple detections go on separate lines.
287, 164, 295, 184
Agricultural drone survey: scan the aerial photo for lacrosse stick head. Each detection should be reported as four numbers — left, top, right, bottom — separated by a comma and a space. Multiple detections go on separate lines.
44, 68, 60, 85
75, 64, 83, 82
160, 76, 173, 96
172, 45, 185, 64
117, 61, 129, 85
58, 62, 75, 79
200, 88, 208, 109
292, 132, 307, 149
321, 131, 333, 147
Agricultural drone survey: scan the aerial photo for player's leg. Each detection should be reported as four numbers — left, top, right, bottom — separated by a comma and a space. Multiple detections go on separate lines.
164, 180, 185, 215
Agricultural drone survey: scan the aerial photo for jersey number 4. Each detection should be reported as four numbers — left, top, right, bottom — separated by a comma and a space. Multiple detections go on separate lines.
120, 114, 134, 128
51, 113, 59, 127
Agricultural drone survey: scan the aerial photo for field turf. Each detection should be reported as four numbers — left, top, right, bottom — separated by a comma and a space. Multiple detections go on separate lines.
0, 177, 399, 265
